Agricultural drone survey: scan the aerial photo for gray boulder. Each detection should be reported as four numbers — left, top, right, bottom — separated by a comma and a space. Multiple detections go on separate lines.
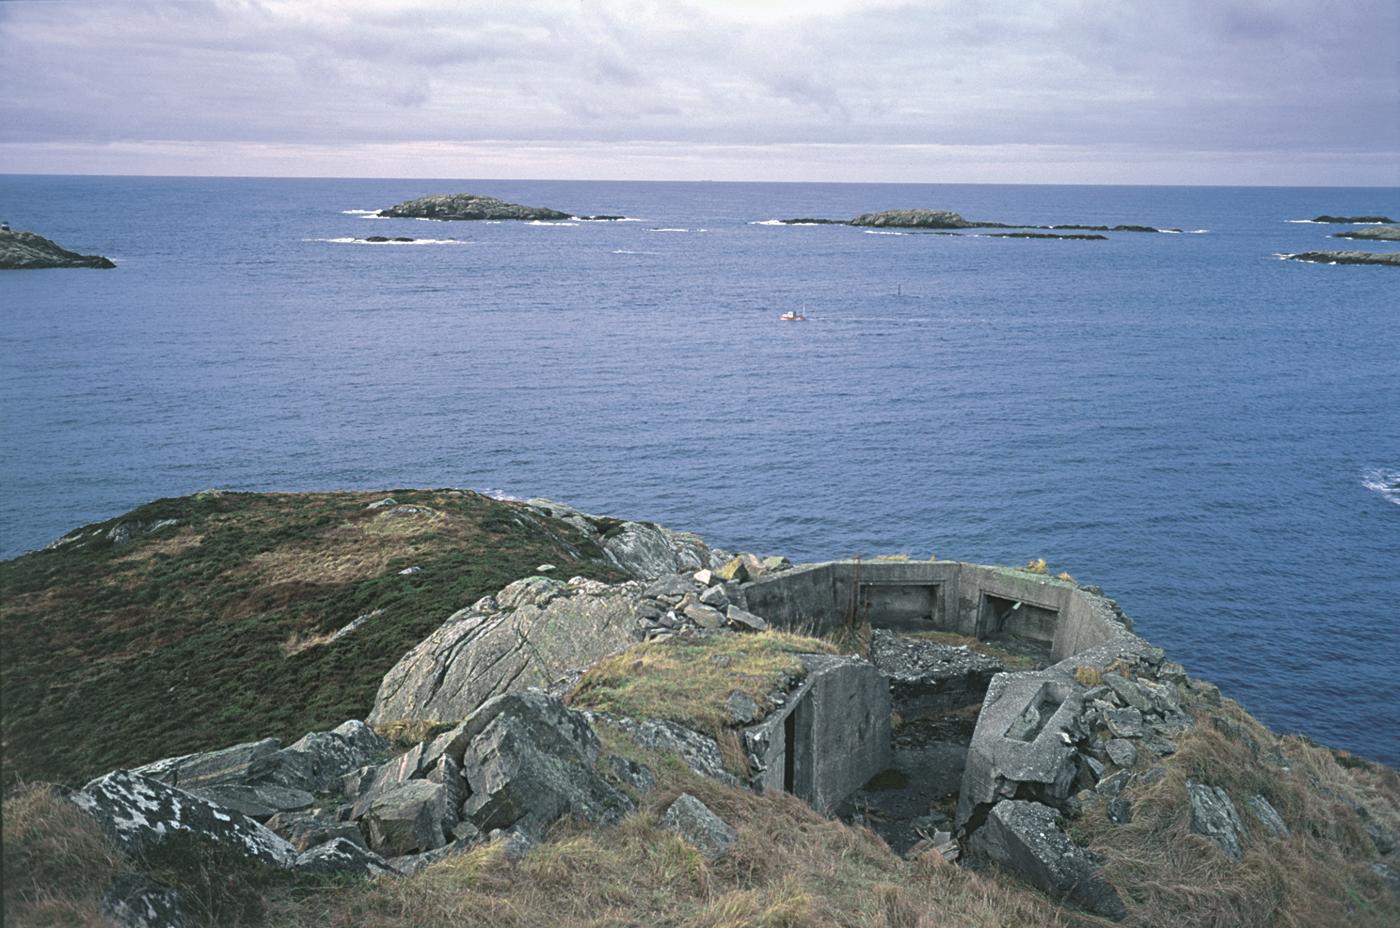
361, 779, 452, 857
1105, 738, 1137, 769
661, 793, 737, 860
1103, 707, 1144, 738
600, 521, 713, 579
458, 691, 634, 837
369, 576, 640, 725
604, 716, 739, 786
72, 770, 297, 867
101, 873, 191, 928
188, 783, 314, 821
131, 737, 282, 790
388, 833, 481, 876
725, 605, 768, 632
294, 837, 398, 877
1247, 794, 1289, 839
969, 800, 1126, 920
1187, 781, 1246, 862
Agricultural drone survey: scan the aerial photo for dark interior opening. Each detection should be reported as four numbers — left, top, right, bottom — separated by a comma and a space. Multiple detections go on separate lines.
783, 710, 796, 792
978, 593, 1057, 652
859, 582, 943, 630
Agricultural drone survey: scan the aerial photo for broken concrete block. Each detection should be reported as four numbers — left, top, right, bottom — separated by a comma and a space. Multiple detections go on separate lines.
969, 800, 1126, 919
661, 793, 736, 860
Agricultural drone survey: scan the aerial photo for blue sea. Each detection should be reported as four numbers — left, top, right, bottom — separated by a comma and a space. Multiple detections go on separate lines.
2, 176, 1397, 764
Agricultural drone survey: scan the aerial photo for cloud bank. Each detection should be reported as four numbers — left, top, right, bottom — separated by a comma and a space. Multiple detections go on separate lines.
1, 0, 1395, 183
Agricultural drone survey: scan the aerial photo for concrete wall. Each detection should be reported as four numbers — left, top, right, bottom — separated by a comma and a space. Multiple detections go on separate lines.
745, 560, 1131, 664
743, 654, 891, 813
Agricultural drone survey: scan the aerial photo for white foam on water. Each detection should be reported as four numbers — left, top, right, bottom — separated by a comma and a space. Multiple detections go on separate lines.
1362, 469, 1400, 506
341, 209, 380, 216
528, 220, 579, 226
611, 249, 660, 255
573, 216, 642, 222
1286, 219, 1323, 224
1187, 229, 1210, 234
862, 229, 905, 236
648, 227, 692, 233
1158, 228, 1182, 234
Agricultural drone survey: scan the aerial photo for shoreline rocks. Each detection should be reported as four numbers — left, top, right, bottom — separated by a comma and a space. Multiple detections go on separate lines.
1310, 214, 1395, 224
377, 193, 572, 221
1331, 226, 1400, 242
1284, 250, 1400, 267
0, 226, 115, 269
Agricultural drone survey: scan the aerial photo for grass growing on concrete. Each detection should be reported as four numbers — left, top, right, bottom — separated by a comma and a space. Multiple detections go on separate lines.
0, 490, 623, 786
1072, 698, 1400, 927
567, 632, 836, 767
906, 630, 1042, 670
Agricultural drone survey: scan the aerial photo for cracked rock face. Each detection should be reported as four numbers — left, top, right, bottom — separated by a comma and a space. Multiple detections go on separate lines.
369, 576, 641, 725
72, 770, 298, 868
1188, 781, 1247, 862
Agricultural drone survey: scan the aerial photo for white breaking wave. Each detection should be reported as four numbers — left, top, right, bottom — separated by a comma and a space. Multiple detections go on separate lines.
862, 229, 905, 236
573, 216, 643, 222
611, 249, 660, 255
751, 218, 823, 226
1362, 469, 1400, 506
1187, 229, 1210, 234
341, 209, 380, 216
648, 227, 706, 233
303, 237, 472, 245
1158, 229, 1182, 234
528, 220, 579, 226
1286, 219, 1323, 224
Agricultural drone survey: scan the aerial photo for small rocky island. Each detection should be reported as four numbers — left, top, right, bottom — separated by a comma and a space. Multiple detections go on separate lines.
1284, 250, 1400, 267
1310, 214, 1395, 224
377, 193, 572, 221
772, 209, 1178, 234
1331, 226, 1400, 242
0, 225, 115, 270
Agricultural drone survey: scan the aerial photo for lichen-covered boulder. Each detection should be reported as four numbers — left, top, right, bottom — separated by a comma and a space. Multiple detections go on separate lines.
265, 810, 367, 852
72, 770, 297, 867
969, 799, 1126, 920
294, 837, 398, 877
1188, 781, 1246, 862
361, 780, 452, 857
101, 872, 191, 928
458, 691, 634, 837
661, 793, 736, 860
369, 576, 640, 725
187, 783, 314, 821
131, 738, 282, 790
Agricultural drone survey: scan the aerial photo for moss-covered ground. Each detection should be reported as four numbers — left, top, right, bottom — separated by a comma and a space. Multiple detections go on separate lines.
0, 490, 622, 786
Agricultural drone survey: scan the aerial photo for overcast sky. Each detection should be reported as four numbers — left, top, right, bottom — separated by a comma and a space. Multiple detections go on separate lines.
1, 0, 1396, 184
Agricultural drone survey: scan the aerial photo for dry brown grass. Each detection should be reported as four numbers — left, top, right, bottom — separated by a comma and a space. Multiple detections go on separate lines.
2, 785, 123, 927
1076, 699, 1400, 927
263, 735, 1068, 928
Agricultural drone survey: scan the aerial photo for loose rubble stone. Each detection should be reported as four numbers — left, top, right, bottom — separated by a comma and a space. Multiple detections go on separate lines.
661, 792, 737, 860
1102, 673, 1152, 712
698, 584, 730, 610
683, 602, 726, 628
188, 784, 314, 821
1188, 781, 1246, 862
1105, 738, 1137, 769
969, 800, 1126, 920
870, 629, 1002, 713
1103, 707, 1144, 738
362, 779, 452, 857
727, 691, 760, 724
265, 810, 366, 852
606, 755, 658, 793
1108, 796, 1133, 824
725, 605, 768, 631
72, 770, 298, 867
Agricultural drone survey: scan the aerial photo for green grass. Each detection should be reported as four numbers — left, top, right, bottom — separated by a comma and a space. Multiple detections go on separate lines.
0, 490, 624, 786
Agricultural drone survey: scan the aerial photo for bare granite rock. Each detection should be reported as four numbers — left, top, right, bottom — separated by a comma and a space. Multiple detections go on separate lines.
0, 226, 115, 269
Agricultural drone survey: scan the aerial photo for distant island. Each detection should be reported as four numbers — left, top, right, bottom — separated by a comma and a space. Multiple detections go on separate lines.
1284, 250, 1400, 267
770, 208, 1179, 234
0, 225, 115, 270
378, 193, 572, 221
1331, 226, 1400, 242
1310, 215, 1395, 224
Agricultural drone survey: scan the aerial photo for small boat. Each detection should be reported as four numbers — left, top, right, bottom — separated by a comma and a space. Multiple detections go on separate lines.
779, 306, 808, 321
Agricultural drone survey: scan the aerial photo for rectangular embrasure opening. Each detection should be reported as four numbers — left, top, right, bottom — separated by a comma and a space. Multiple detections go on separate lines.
859, 582, 942, 629
1003, 683, 1064, 742
978, 593, 1058, 650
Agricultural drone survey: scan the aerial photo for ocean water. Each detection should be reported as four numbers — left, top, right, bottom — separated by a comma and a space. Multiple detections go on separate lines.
2, 176, 1397, 764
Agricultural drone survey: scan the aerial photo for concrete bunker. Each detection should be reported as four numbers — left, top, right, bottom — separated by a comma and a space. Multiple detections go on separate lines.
740, 559, 1140, 853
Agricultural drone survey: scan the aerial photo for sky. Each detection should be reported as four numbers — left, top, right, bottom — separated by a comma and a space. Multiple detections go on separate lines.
1, 0, 1396, 185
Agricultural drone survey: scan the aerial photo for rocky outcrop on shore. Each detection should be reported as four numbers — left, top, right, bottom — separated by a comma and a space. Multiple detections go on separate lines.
0, 225, 115, 269
1284, 250, 1400, 266
377, 193, 572, 221
849, 208, 987, 229
1332, 226, 1400, 242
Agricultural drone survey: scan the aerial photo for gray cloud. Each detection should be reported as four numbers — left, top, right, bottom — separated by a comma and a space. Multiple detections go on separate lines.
0, 0, 1395, 180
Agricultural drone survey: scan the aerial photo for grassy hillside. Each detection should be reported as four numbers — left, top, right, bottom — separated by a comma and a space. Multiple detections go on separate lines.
0, 490, 622, 786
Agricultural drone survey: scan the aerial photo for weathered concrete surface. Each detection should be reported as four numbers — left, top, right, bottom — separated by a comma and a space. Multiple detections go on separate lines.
661, 793, 737, 859
746, 653, 890, 813
969, 799, 1126, 919
72, 770, 298, 867
369, 576, 640, 725
955, 671, 1086, 831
